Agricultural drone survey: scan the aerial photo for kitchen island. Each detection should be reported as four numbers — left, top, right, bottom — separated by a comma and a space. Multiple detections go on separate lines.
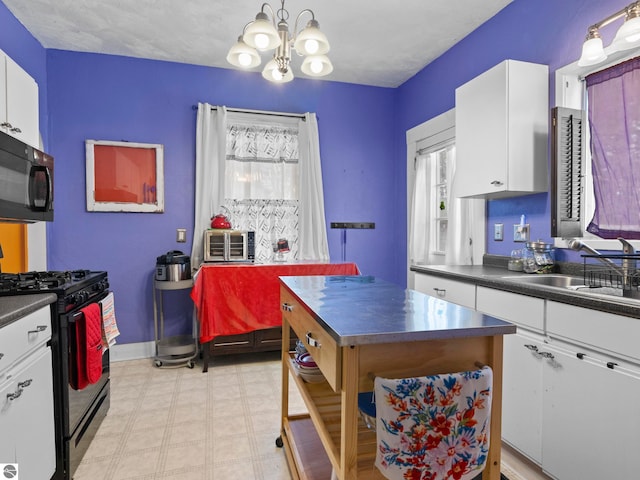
278, 275, 516, 480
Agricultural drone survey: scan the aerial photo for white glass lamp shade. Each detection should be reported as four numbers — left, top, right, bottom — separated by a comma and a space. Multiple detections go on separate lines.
226, 38, 261, 68
293, 21, 330, 56
611, 16, 640, 51
578, 35, 607, 67
244, 13, 281, 51
300, 55, 333, 77
262, 59, 294, 83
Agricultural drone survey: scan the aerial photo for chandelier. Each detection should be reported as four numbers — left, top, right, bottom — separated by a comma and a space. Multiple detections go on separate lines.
578, 1, 640, 66
226, 0, 332, 83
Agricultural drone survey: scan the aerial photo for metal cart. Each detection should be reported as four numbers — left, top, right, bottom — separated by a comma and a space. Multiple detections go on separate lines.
152, 278, 198, 368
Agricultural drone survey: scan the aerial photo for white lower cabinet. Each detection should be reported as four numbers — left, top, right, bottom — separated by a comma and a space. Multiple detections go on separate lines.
413, 272, 476, 309
501, 330, 544, 464
417, 274, 640, 478
0, 344, 56, 479
541, 339, 640, 480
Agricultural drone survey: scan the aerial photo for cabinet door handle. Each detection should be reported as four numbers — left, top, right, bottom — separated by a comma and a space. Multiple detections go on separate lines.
7, 388, 23, 401
539, 351, 555, 359
18, 379, 32, 389
10, 126, 21, 134
305, 332, 321, 348
490, 180, 504, 186
281, 303, 293, 312
433, 288, 446, 296
0, 353, 4, 360
0, 121, 12, 129
28, 325, 48, 334
524, 344, 539, 352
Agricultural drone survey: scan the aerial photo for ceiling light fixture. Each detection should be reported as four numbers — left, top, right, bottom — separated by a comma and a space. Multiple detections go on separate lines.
227, 0, 333, 83
578, 1, 640, 67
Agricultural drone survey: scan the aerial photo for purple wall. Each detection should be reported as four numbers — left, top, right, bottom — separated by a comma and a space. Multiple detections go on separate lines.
396, 0, 631, 265
45, 51, 397, 343
1, 0, 632, 345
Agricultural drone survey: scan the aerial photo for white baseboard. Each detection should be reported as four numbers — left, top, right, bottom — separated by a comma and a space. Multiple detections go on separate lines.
109, 341, 155, 362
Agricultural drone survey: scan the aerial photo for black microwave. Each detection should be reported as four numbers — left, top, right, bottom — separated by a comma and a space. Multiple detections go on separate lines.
0, 131, 53, 222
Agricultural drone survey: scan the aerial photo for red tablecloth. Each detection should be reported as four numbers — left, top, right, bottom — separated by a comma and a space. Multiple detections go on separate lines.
191, 262, 359, 343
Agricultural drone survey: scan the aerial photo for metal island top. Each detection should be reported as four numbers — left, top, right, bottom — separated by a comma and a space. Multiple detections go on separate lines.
279, 274, 516, 346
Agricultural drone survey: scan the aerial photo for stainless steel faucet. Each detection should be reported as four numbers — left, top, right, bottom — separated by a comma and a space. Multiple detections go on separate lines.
567, 238, 622, 272
618, 237, 637, 291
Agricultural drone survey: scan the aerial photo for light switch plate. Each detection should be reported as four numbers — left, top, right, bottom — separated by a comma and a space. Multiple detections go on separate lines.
494, 223, 504, 241
513, 224, 530, 242
176, 228, 187, 243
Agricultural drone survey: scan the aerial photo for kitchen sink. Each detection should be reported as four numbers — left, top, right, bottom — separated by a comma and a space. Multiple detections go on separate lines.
502, 274, 629, 298
503, 274, 588, 288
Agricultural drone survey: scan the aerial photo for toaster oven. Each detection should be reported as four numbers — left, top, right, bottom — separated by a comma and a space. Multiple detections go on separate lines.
203, 229, 255, 262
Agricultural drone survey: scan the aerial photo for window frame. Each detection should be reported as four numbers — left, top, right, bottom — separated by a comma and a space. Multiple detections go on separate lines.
554, 47, 640, 251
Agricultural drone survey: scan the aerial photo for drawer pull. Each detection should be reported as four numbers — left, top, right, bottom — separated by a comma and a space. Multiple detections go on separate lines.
433, 288, 446, 296
28, 325, 48, 334
282, 303, 293, 312
490, 180, 504, 186
0, 353, 4, 360
607, 361, 618, 370
539, 351, 555, 359
305, 332, 321, 348
524, 344, 539, 352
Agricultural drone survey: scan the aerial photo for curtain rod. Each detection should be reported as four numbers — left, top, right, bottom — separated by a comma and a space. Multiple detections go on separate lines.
191, 104, 307, 119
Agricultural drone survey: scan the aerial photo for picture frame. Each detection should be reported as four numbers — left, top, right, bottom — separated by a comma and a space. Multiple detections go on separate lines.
85, 140, 164, 213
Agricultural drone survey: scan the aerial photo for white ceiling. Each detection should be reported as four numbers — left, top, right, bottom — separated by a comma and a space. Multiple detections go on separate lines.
3, 0, 513, 88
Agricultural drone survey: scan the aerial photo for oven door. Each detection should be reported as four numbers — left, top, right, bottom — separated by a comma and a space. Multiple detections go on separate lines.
61, 292, 110, 438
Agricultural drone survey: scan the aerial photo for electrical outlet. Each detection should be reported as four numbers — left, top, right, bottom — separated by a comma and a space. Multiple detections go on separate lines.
513, 224, 530, 242
494, 223, 504, 241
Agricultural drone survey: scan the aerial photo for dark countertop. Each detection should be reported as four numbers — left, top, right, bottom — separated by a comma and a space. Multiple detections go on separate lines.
411, 264, 640, 319
0, 293, 57, 329
280, 275, 516, 346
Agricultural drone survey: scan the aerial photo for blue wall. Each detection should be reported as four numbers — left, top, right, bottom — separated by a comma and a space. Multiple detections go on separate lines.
396, 0, 630, 265
44, 51, 397, 343
0, 0, 631, 344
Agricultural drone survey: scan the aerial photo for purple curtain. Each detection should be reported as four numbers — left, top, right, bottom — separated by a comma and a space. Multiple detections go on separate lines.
586, 56, 640, 239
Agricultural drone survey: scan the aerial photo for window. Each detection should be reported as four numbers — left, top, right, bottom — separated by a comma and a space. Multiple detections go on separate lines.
191, 104, 329, 268
413, 141, 454, 259
406, 109, 485, 286
222, 119, 300, 263
555, 48, 640, 250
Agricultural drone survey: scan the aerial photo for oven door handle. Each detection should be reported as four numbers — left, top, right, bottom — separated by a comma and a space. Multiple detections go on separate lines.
67, 291, 110, 324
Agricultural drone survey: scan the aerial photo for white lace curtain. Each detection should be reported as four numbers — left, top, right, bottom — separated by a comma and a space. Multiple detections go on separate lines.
225, 123, 299, 201
191, 104, 329, 266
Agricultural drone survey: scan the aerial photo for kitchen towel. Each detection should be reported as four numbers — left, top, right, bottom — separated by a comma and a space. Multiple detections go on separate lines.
74, 302, 103, 390
374, 366, 493, 480
99, 292, 120, 350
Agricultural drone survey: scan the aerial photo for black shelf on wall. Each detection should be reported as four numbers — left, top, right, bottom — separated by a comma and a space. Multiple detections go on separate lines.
330, 222, 375, 261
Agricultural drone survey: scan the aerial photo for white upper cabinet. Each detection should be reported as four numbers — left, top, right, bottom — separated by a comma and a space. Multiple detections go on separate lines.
454, 59, 548, 199
0, 49, 39, 147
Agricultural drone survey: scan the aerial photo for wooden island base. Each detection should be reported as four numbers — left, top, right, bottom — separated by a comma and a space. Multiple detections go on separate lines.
278, 276, 515, 480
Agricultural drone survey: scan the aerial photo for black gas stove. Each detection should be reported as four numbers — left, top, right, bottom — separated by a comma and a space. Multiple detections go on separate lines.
0, 269, 111, 479
0, 270, 109, 313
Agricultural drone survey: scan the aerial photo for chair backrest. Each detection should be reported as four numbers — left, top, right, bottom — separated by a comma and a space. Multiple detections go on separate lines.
373, 366, 493, 480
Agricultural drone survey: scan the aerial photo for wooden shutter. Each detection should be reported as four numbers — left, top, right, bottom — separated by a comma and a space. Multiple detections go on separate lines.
551, 107, 584, 238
